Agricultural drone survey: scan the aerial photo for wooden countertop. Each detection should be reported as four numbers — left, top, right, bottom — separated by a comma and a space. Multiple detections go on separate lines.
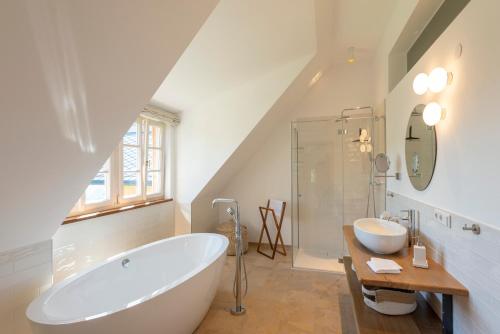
343, 257, 442, 334
343, 226, 468, 296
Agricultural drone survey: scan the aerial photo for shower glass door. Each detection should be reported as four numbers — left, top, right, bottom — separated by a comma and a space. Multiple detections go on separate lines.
341, 117, 374, 227
291, 119, 344, 272
341, 112, 386, 231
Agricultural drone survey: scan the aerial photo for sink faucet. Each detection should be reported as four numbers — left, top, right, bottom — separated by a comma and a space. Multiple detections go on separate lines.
385, 216, 400, 223
400, 209, 417, 247
211, 198, 246, 316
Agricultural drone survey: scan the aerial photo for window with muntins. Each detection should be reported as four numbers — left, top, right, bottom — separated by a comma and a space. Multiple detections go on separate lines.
69, 117, 167, 217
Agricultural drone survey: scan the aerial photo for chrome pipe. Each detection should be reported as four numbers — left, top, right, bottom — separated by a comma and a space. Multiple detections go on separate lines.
400, 209, 417, 247
340, 106, 373, 118
211, 198, 246, 315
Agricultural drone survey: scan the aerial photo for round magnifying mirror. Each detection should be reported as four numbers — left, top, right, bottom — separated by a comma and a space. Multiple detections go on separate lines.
374, 153, 391, 173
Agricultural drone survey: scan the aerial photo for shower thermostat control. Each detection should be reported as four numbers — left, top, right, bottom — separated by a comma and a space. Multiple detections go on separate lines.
433, 209, 451, 228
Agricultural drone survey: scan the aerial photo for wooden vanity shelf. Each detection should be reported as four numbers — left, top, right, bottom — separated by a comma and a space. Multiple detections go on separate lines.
343, 226, 468, 334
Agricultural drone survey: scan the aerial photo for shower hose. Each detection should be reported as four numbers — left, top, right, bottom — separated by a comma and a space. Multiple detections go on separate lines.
233, 245, 248, 298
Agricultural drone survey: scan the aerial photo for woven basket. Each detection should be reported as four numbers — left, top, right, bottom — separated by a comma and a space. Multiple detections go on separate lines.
216, 221, 249, 256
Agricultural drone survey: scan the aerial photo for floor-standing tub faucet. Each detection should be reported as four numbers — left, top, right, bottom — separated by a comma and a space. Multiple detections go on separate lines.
212, 198, 246, 315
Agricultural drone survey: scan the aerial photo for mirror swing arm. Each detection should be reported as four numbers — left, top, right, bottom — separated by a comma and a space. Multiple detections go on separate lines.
374, 172, 401, 180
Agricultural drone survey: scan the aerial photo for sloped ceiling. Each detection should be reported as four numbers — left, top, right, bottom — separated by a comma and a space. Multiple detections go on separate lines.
151, 0, 320, 233
195, 0, 400, 205
0, 0, 218, 252
152, 0, 317, 113
329, 0, 399, 64
149, 0, 400, 234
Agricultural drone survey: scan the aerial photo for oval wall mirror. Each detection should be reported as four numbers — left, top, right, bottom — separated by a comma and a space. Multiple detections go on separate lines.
405, 104, 437, 191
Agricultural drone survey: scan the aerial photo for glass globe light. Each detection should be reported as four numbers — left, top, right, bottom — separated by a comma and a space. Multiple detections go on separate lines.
428, 67, 449, 93
423, 102, 444, 126
413, 73, 429, 95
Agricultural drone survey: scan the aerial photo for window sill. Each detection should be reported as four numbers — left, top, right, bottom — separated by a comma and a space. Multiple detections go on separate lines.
63, 198, 173, 225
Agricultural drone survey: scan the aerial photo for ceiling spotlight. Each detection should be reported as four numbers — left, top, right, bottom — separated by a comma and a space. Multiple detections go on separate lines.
412, 73, 429, 95
347, 47, 356, 64
423, 102, 446, 126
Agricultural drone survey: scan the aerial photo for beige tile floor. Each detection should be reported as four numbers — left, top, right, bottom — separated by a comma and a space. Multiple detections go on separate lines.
195, 244, 356, 334
293, 248, 346, 273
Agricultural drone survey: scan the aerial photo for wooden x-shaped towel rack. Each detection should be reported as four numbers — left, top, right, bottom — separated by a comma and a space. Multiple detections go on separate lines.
257, 199, 287, 259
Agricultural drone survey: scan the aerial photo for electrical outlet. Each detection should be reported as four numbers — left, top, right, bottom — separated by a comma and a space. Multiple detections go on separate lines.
433, 209, 451, 228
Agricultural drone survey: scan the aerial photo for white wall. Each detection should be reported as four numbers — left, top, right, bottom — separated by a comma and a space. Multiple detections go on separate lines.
217, 118, 293, 243
189, 0, 344, 236
53, 202, 174, 282
0, 241, 52, 334
386, 0, 499, 229
218, 61, 376, 244
373, 0, 419, 104
385, 1, 500, 332
151, 0, 319, 234
0, 0, 218, 253
174, 55, 314, 234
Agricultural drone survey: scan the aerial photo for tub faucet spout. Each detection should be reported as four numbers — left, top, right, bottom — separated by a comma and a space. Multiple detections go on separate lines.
212, 198, 238, 208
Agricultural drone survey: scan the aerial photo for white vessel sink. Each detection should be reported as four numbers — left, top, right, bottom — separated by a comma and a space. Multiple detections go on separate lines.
353, 218, 407, 254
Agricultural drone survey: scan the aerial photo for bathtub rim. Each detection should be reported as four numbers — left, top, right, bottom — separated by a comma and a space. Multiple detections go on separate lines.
26, 233, 229, 326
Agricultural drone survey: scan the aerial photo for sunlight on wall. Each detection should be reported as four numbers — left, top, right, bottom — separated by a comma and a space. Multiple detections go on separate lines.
26, 0, 95, 153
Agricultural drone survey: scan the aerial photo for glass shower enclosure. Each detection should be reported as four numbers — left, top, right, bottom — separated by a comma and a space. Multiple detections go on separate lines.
291, 110, 385, 272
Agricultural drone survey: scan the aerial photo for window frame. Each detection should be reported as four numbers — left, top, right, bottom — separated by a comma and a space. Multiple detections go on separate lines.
68, 155, 118, 216
82, 156, 116, 211
68, 117, 167, 218
118, 119, 145, 204
144, 119, 165, 200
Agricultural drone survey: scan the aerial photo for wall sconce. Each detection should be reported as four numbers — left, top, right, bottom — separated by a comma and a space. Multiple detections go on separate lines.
412, 67, 453, 95
413, 66, 452, 125
423, 102, 446, 126
428, 67, 452, 93
412, 73, 429, 95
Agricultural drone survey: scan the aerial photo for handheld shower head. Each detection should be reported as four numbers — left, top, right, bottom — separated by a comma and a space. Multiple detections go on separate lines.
212, 198, 239, 223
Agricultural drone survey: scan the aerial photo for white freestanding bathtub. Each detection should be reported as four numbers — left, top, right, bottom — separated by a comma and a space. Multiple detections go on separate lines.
27, 233, 229, 334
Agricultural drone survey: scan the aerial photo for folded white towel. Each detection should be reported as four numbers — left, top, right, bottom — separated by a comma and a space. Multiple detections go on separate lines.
370, 257, 403, 269
367, 257, 402, 274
